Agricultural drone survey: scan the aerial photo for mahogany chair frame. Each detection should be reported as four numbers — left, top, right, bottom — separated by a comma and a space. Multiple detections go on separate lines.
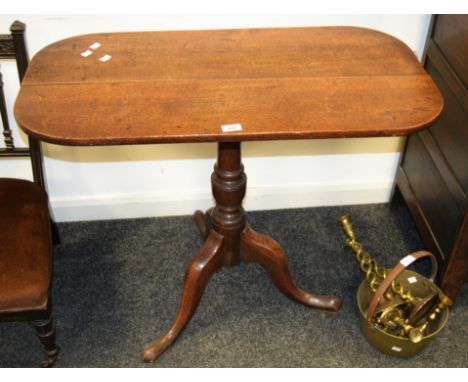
0, 20, 59, 367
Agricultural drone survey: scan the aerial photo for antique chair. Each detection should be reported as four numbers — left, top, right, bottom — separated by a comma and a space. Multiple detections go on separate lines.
0, 20, 59, 367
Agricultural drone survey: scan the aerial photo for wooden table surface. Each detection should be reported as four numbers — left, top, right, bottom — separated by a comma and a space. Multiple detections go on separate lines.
14, 27, 443, 146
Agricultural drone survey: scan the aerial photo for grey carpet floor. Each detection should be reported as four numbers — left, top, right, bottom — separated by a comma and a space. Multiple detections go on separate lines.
1, 195, 467, 367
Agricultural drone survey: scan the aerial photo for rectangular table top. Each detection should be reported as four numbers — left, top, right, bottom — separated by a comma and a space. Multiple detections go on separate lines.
14, 27, 443, 146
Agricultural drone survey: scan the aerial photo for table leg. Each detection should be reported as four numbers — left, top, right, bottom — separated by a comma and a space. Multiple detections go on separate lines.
241, 226, 341, 311
142, 141, 340, 363
141, 230, 224, 363
193, 208, 213, 241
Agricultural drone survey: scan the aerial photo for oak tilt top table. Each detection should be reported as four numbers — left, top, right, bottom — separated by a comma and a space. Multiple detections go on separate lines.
14, 27, 443, 363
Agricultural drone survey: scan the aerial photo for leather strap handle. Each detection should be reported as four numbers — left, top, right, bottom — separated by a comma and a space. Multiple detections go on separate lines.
366, 250, 438, 328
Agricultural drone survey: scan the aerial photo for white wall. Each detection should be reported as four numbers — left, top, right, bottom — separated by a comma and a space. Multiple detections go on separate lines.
0, 15, 431, 222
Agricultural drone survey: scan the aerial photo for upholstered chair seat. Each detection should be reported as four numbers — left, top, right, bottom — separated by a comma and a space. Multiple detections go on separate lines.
0, 178, 52, 313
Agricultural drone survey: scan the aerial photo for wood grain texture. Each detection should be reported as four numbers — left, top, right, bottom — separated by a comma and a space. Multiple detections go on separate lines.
433, 15, 468, 89
14, 27, 443, 145
396, 15, 467, 303
440, 212, 468, 300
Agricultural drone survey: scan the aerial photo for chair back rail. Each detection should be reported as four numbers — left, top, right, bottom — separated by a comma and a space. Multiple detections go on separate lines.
0, 20, 45, 189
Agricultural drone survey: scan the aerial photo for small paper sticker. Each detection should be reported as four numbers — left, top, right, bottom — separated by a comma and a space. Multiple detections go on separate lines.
89, 42, 101, 50
408, 276, 418, 284
391, 346, 402, 352
99, 54, 112, 62
81, 50, 93, 57
400, 255, 415, 267
221, 123, 243, 132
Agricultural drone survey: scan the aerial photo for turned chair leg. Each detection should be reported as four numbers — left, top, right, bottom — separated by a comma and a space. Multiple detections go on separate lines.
50, 219, 62, 247
31, 312, 59, 368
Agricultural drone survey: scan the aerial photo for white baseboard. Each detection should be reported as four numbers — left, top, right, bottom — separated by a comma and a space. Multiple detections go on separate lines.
50, 179, 394, 222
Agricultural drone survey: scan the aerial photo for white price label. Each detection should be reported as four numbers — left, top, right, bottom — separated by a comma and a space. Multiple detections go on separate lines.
400, 255, 416, 267
89, 42, 101, 50
81, 50, 93, 57
221, 123, 243, 132
99, 54, 112, 62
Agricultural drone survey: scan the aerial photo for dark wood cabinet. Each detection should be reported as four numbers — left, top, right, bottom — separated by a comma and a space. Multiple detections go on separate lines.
396, 14, 468, 302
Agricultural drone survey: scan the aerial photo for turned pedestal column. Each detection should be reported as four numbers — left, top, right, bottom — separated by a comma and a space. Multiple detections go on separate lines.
141, 142, 341, 362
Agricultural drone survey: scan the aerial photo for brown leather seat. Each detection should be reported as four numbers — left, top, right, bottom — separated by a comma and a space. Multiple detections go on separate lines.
0, 178, 52, 313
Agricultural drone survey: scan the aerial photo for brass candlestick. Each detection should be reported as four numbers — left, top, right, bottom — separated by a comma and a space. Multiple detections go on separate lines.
338, 214, 451, 342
